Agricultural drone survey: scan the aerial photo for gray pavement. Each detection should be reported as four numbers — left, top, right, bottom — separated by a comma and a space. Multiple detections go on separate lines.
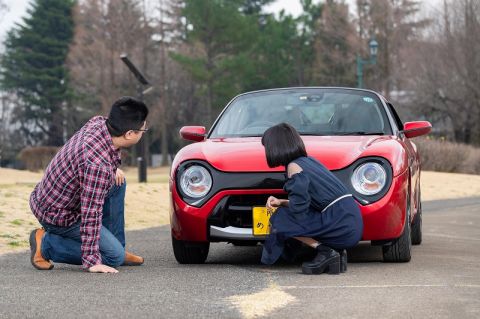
0, 197, 479, 319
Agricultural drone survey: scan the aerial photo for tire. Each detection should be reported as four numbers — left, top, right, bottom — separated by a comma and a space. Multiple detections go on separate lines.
411, 200, 422, 245
382, 199, 412, 262
172, 235, 210, 264
231, 241, 259, 246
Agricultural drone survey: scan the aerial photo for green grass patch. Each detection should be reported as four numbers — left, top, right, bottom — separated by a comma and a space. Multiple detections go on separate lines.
0, 234, 18, 239
15, 183, 36, 188
0, 184, 35, 189
10, 219, 23, 226
7, 240, 28, 248
0, 211, 5, 218
143, 177, 169, 183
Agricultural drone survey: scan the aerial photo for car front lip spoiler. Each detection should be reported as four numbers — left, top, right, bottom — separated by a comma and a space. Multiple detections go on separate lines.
210, 225, 266, 240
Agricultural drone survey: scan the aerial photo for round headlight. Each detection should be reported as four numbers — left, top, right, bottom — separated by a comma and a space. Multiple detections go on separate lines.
351, 162, 387, 195
179, 165, 212, 198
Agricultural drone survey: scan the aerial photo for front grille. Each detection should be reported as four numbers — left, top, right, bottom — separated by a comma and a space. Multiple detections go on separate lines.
208, 194, 287, 228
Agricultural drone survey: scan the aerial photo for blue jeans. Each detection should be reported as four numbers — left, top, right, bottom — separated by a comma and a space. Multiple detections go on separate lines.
40, 182, 127, 267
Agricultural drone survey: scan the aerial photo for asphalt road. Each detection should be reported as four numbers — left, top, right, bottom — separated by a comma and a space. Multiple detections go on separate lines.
1, 197, 479, 319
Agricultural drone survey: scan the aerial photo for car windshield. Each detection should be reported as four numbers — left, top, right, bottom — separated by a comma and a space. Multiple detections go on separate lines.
209, 88, 392, 138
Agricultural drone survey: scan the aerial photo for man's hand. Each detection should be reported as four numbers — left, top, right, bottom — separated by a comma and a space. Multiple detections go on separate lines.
115, 168, 125, 186
88, 264, 119, 273
266, 196, 282, 209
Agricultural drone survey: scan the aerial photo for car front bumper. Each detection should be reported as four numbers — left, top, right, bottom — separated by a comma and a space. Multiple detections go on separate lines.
170, 169, 408, 243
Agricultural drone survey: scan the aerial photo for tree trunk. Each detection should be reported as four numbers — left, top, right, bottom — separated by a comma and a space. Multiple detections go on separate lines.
48, 108, 64, 146
0, 95, 6, 163
206, 44, 214, 125
158, 0, 169, 166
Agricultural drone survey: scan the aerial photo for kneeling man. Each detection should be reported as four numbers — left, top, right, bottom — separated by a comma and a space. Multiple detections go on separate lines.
29, 96, 148, 273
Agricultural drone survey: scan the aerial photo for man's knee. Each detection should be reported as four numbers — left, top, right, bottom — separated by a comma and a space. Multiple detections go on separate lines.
103, 247, 125, 267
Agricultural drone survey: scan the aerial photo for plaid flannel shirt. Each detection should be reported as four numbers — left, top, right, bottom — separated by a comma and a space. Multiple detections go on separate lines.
30, 116, 121, 268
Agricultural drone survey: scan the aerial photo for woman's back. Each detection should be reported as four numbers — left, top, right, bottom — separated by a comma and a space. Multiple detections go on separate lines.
291, 156, 348, 211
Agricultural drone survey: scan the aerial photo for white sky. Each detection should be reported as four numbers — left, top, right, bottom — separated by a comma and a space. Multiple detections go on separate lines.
0, 0, 30, 38
0, 0, 441, 47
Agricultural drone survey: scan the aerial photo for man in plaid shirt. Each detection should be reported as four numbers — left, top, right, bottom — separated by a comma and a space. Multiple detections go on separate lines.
29, 97, 148, 273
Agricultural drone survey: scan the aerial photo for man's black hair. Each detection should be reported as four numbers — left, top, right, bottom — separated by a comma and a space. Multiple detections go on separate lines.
261, 123, 307, 168
106, 96, 149, 137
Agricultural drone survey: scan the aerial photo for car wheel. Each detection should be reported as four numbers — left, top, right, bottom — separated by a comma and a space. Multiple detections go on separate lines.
411, 199, 422, 245
382, 199, 412, 262
171, 235, 210, 264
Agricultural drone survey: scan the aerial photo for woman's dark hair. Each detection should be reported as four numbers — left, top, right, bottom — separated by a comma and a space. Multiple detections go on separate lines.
106, 96, 149, 136
261, 123, 307, 168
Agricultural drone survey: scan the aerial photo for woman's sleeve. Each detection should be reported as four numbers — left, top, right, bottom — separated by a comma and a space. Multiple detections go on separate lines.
283, 172, 311, 214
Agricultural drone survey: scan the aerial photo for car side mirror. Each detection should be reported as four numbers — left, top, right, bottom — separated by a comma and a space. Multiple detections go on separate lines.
402, 121, 432, 138
180, 126, 206, 142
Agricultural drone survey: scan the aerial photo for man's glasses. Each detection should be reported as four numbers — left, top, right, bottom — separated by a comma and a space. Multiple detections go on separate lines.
132, 122, 149, 132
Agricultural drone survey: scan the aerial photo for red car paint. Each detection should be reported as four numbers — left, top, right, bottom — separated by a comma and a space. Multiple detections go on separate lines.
170, 135, 411, 241
169, 88, 432, 256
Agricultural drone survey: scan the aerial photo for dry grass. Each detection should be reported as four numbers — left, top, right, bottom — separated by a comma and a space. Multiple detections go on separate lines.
415, 138, 480, 174
0, 166, 479, 255
421, 171, 480, 201
0, 168, 44, 185
0, 166, 171, 254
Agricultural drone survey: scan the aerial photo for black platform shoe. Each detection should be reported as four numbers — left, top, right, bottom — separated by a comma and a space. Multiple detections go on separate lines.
337, 249, 347, 273
302, 245, 340, 275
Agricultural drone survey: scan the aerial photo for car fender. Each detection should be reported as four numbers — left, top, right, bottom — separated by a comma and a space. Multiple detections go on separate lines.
359, 137, 409, 177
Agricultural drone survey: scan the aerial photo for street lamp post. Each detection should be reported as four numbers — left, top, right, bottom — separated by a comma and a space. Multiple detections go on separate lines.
120, 54, 152, 183
356, 39, 379, 88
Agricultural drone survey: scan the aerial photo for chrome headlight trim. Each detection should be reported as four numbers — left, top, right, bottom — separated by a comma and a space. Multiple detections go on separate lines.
179, 165, 212, 198
351, 162, 387, 195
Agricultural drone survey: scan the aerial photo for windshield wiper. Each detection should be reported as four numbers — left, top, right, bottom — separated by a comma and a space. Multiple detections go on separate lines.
299, 132, 323, 136
334, 132, 385, 136
299, 132, 384, 136
237, 135, 263, 137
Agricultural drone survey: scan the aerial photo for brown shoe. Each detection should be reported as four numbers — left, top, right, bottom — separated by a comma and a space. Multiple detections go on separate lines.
123, 251, 144, 266
29, 229, 53, 270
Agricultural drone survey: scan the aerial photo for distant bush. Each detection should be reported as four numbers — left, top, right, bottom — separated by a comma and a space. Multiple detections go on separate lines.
414, 138, 480, 174
18, 147, 60, 171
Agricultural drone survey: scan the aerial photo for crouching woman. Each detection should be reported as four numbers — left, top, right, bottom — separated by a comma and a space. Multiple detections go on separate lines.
261, 123, 363, 274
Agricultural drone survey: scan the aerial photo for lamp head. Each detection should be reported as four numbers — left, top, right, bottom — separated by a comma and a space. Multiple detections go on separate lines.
369, 39, 379, 58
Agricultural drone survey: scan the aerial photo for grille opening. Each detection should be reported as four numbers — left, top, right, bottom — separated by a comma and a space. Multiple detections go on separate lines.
209, 194, 287, 228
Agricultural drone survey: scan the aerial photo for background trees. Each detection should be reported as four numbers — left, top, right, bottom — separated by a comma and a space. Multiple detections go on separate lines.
0, 0, 9, 166
0, 0, 478, 168
313, 0, 358, 86
356, 0, 429, 97
0, 0, 75, 147
406, 0, 480, 145
172, 0, 259, 124
68, 0, 150, 116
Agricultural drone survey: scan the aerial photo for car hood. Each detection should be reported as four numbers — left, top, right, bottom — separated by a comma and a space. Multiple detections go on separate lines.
177, 135, 398, 172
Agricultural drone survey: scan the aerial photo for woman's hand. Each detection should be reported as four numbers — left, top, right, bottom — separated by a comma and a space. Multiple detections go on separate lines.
266, 196, 282, 209
115, 168, 125, 186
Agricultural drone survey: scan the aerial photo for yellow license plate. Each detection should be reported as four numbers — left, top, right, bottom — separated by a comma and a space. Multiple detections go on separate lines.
252, 207, 276, 236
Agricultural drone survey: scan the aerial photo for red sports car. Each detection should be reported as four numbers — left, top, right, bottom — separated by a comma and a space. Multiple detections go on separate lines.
169, 87, 431, 263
